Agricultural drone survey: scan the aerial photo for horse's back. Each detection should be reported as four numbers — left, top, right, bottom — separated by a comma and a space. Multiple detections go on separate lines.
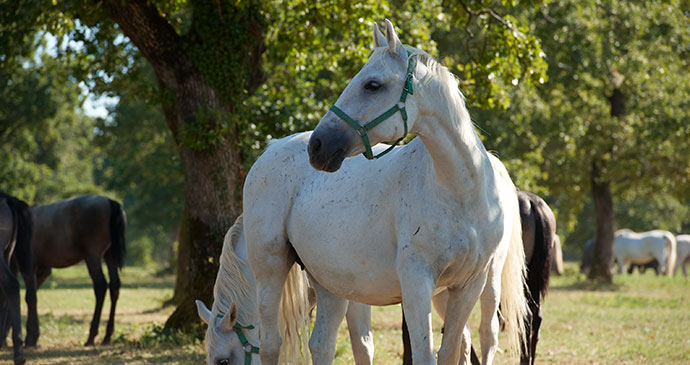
32, 194, 112, 268
614, 229, 670, 262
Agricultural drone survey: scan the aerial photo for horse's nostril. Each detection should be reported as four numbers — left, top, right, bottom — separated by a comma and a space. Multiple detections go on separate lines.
309, 138, 322, 155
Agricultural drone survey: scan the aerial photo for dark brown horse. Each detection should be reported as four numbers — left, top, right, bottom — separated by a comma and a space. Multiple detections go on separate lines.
0, 191, 35, 364
2, 195, 126, 347
402, 190, 556, 365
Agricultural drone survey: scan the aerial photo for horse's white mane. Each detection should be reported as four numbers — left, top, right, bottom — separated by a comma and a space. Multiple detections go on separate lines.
211, 215, 257, 325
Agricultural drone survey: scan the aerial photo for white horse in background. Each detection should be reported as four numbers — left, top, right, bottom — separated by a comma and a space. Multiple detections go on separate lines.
613, 229, 676, 277
674, 235, 690, 277
196, 215, 375, 365
243, 20, 527, 365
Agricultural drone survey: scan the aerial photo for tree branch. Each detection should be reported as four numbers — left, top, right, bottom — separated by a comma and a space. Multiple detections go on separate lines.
102, 0, 194, 89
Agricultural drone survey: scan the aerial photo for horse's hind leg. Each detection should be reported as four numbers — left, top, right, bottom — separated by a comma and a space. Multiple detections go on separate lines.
345, 301, 374, 365
309, 279, 349, 364
102, 255, 120, 344
84, 257, 108, 346
0, 262, 25, 364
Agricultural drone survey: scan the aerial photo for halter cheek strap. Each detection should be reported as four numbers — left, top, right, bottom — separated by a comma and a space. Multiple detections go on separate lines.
329, 53, 416, 160
216, 313, 259, 365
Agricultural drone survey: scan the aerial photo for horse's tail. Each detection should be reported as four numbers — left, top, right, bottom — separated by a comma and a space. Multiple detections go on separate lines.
527, 195, 555, 302
6, 195, 33, 274
501, 192, 530, 356
664, 232, 676, 277
552, 235, 564, 275
107, 199, 127, 269
278, 258, 312, 364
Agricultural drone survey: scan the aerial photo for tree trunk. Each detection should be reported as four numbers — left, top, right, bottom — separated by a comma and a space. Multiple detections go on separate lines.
588, 86, 625, 282
103, 0, 262, 331
588, 160, 615, 282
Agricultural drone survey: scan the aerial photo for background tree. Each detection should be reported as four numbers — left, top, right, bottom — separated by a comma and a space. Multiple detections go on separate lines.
476, 0, 690, 281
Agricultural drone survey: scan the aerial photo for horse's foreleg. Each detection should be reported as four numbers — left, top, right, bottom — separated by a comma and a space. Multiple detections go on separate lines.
248, 238, 294, 364
84, 258, 108, 346
438, 273, 487, 365
102, 257, 121, 344
309, 280, 349, 365
0, 262, 24, 364
431, 290, 473, 365
398, 264, 436, 364
345, 301, 374, 365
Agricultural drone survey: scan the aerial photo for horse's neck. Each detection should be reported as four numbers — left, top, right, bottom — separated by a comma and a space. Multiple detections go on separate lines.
415, 98, 493, 200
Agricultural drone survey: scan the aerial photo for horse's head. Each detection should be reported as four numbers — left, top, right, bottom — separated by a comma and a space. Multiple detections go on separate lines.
308, 19, 426, 171
196, 300, 261, 365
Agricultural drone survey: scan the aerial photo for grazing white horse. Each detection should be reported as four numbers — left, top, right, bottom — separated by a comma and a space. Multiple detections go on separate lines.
243, 20, 527, 364
196, 215, 375, 365
674, 235, 690, 277
613, 229, 676, 277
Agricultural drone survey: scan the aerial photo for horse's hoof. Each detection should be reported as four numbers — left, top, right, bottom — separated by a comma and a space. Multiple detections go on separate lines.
84, 340, 94, 346
24, 338, 37, 348
13, 355, 26, 365
101, 338, 111, 345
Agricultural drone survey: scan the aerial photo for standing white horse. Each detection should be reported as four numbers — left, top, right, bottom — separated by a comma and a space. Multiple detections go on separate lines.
243, 20, 527, 364
613, 229, 676, 277
674, 235, 690, 277
196, 215, 375, 365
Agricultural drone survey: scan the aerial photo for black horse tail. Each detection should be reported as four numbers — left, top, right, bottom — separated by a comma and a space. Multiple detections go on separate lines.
5, 194, 33, 275
107, 199, 127, 269
527, 194, 555, 302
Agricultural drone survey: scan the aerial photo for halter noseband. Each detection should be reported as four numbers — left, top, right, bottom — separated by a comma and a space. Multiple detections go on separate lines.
329, 52, 416, 160
215, 313, 259, 365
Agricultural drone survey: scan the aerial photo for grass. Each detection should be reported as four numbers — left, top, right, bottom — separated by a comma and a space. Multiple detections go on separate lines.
1, 262, 688, 364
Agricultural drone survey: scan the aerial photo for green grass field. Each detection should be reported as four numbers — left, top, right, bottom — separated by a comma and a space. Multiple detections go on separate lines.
1, 262, 688, 364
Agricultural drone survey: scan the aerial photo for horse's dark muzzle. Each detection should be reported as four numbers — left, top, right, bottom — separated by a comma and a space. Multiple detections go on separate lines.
308, 131, 348, 172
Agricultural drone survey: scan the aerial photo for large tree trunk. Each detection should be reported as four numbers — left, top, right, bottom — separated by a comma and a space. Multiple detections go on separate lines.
104, 0, 263, 331
588, 160, 615, 282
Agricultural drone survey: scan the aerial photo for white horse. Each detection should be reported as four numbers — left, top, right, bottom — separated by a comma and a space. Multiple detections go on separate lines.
243, 20, 527, 364
195, 215, 375, 365
613, 229, 676, 277
674, 235, 690, 277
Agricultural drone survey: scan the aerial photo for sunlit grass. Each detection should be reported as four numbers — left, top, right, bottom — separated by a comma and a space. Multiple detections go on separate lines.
1, 262, 688, 364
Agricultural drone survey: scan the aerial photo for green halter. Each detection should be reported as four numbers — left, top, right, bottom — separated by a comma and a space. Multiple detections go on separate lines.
216, 313, 259, 365
329, 52, 416, 160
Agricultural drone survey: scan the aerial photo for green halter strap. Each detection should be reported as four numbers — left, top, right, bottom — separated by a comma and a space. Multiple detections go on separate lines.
216, 313, 260, 365
329, 52, 416, 160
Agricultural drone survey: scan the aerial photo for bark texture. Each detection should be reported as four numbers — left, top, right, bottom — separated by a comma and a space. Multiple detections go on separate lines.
104, 0, 263, 330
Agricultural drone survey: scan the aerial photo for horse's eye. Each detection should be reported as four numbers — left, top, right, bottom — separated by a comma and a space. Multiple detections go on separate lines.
216, 359, 229, 365
364, 80, 382, 91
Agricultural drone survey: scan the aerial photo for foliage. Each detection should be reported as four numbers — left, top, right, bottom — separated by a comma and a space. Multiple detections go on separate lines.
475, 0, 690, 235
0, 52, 104, 204
93, 57, 184, 266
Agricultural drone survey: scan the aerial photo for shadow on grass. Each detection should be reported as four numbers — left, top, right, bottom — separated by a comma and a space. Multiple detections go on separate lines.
550, 275, 621, 292
40, 278, 174, 291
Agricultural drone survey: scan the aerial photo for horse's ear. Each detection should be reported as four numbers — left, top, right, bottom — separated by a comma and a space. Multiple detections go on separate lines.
196, 300, 212, 325
373, 22, 387, 48
219, 302, 238, 333
384, 19, 406, 56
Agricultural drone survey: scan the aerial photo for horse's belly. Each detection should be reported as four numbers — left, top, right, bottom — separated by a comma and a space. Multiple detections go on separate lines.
287, 212, 402, 305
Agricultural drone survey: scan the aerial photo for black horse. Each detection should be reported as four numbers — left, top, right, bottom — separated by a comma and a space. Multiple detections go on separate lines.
402, 190, 556, 365
0, 191, 36, 365
1, 194, 126, 347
